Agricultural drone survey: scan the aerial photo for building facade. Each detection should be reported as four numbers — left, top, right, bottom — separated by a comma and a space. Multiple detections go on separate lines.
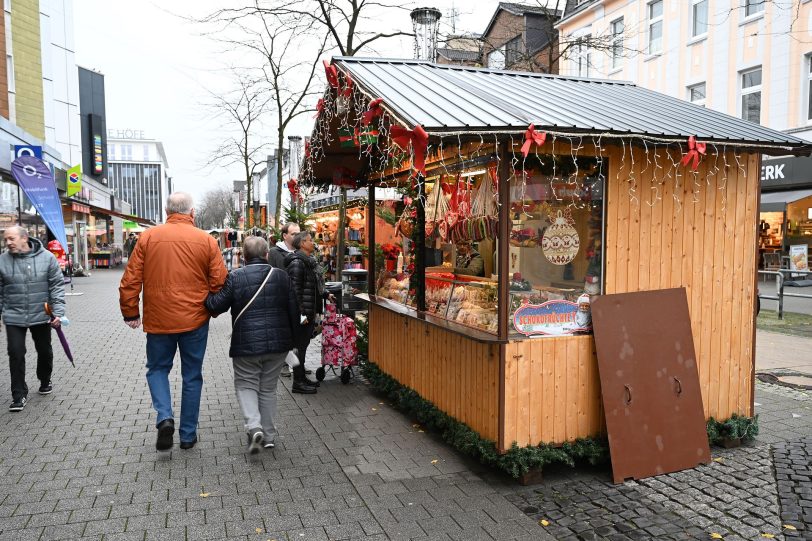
557, 0, 812, 261
107, 130, 170, 224
481, 2, 562, 73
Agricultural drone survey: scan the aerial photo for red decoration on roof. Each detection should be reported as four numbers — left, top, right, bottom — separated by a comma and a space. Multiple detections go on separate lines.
521, 124, 546, 158
323, 60, 339, 88
390, 124, 429, 174
680, 136, 707, 170
361, 98, 384, 126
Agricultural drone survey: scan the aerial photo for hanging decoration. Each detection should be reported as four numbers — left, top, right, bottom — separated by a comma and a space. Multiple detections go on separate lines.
390, 125, 429, 174
332, 167, 358, 189
287, 178, 301, 202
338, 127, 358, 148
521, 124, 547, 158
323, 60, 339, 88
541, 209, 580, 265
681, 136, 707, 170
361, 98, 384, 126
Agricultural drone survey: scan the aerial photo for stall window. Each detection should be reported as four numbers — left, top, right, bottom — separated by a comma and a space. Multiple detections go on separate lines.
647, 0, 663, 54
741, 67, 762, 123
508, 154, 605, 338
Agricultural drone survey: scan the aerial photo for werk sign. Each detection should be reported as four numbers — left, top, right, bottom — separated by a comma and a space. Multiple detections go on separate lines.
513, 299, 591, 336
760, 156, 812, 191
11, 156, 69, 252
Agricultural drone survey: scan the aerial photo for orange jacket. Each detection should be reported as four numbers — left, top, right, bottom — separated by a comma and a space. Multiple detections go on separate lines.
119, 214, 227, 334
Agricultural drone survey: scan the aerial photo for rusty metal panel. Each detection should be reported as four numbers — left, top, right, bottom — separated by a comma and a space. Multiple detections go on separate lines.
591, 288, 710, 483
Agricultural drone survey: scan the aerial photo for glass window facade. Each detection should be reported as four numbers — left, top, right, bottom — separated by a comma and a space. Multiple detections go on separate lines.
692, 0, 708, 37
611, 18, 624, 69
648, 0, 663, 54
741, 67, 762, 123
108, 162, 164, 222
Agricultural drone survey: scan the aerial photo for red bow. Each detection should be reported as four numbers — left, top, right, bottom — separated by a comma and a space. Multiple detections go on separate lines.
361, 98, 384, 126
323, 60, 339, 88
313, 98, 324, 118
287, 179, 300, 199
520, 124, 546, 158
390, 124, 429, 174
304, 140, 311, 158
341, 73, 354, 98
680, 136, 707, 170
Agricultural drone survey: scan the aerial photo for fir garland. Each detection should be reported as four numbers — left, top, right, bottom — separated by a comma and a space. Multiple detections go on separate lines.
355, 319, 759, 478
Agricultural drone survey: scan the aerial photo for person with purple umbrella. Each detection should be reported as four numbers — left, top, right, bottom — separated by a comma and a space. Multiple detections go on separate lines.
0, 226, 65, 412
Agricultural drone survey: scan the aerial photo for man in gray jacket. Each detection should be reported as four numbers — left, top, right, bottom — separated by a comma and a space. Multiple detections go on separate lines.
0, 226, 65, 412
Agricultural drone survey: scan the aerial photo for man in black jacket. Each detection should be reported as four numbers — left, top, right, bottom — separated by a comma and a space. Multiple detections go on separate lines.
268, 222, 299, 269
205, 236, 300, 452
285, 231, 331, 394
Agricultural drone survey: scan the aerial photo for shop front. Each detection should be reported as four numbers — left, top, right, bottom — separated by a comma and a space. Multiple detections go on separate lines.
303, 57, 811, 453
759, 156, 812, 270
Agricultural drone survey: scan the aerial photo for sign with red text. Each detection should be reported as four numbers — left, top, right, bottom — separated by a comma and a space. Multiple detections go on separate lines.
512, 299, 590, 336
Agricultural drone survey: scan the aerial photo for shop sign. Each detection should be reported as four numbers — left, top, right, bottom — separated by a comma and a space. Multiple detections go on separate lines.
761, 156, 812, 192
71, 202, 90, 214
789, 244, 809, 272
107, 129, 145, 140
513, 299, 590, 336
14, 145, 42, 159
123, 220, 137, 229
93, 135, 103, 174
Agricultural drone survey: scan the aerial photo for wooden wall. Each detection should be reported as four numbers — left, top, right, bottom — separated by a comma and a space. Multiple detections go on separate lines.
603, 146, 758, 423
501, 335, 603, 449
368, 305, 501, 442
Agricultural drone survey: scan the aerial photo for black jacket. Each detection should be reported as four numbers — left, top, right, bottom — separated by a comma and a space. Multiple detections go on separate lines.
205, 259, 299, 357
268, 242, 294, 269
285, 250, 325, 319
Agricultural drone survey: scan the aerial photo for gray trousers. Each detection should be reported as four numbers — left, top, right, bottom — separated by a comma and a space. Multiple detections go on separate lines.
232, 352, 286, 440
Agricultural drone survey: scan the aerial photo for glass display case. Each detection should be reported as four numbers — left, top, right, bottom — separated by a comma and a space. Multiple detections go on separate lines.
423, 273, 498, 333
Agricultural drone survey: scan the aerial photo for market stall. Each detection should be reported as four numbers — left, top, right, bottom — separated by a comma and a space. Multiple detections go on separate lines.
302, 57, 811, 453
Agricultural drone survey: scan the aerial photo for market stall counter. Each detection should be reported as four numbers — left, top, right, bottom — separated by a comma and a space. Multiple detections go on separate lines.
301, 56, 812, 455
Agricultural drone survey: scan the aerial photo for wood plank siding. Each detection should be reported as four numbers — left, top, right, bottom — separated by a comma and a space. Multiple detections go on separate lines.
368, 305, 501, 442
370, 141, 759, 452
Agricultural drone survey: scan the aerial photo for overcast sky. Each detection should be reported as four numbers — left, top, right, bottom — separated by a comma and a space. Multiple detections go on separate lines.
72, 1, 542, 202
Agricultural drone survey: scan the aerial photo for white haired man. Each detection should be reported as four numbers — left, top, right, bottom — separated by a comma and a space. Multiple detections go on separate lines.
119, 192, 227, 452
0, 226, 65, 412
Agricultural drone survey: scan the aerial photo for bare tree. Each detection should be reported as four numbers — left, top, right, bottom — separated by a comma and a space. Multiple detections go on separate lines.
204, 73, 272, 227
195, 185, 239, 229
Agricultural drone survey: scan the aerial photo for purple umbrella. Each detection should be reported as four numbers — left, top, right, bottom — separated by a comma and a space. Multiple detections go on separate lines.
44, 303, 74, 367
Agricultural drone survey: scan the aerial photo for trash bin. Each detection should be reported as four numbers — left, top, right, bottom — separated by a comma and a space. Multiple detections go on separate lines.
326, 281, 342, 313
340, 269, 368, 317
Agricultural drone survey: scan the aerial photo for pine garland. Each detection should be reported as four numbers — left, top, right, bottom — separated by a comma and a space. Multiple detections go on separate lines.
355, 321, 759, 478
706, 414, 759, 444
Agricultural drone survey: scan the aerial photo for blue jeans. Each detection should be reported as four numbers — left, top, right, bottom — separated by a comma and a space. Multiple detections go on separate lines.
145, 322, 209, 443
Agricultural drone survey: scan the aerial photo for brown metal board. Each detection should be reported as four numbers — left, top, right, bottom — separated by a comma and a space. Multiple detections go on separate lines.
591, 288, 710, 483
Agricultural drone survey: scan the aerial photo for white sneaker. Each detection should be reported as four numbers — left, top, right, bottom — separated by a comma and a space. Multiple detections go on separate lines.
247, 429, 263, 455
263, 441, 275, 449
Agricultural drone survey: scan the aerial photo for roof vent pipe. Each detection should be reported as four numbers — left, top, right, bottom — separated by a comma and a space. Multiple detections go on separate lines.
411, 7, 442, 61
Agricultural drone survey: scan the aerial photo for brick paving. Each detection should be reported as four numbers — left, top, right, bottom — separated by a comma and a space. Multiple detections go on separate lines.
0, 268, 551, 541
1, 268, 811, 540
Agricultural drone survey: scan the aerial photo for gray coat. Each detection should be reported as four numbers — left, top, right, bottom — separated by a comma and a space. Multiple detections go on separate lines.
0, 238, 66, 327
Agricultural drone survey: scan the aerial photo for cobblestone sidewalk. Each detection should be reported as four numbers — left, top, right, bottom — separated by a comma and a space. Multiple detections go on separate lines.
0, 269, 550, 541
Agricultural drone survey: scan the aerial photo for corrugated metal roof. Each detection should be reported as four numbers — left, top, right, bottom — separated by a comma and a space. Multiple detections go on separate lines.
333, 57, 811, 153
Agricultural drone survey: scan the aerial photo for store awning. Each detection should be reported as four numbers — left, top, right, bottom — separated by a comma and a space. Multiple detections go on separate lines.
760, 189, 812, 212
87, 204, 156, 227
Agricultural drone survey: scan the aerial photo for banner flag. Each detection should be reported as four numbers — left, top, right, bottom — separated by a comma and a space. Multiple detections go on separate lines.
66, 164, 82, 197
11, 156, 70, 252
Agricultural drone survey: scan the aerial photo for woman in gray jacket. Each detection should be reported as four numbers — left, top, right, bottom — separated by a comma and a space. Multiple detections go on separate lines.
0, 226, 65, 412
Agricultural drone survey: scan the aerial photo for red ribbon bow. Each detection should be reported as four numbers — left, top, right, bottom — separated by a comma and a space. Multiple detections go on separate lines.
390, 124, 429, 174
680, 136, 707, 170
520, 124, 546, 158
323, 60, 339, 88
304, 140, 311, 158
341, 73, 354, 98
361, 98, 384, 126
287, 178, 300, 199
313, 98, 324, 118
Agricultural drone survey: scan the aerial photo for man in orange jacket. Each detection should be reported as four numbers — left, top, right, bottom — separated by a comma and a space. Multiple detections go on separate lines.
119, 192, 227, 451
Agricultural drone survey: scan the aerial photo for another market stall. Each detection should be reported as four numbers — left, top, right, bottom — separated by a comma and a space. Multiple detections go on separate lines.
302, 57, 812, 453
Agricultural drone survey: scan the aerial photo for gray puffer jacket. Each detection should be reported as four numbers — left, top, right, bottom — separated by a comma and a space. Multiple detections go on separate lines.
0, 238, 65, 326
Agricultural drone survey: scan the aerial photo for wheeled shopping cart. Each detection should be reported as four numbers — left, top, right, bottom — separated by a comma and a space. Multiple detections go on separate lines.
317, 303, 358, 384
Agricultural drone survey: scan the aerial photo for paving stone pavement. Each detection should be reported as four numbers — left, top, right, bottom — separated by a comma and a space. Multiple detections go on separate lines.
0, 269, 552, 541
773, 437, 812, 538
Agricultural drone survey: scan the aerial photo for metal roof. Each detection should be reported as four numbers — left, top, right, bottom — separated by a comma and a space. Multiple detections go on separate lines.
332, 57, 812, 154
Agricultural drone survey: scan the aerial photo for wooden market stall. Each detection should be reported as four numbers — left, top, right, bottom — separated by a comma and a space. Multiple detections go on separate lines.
302, 57, 812, 453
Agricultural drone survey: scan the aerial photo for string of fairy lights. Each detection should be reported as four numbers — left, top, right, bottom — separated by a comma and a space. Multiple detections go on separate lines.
299, 63, 776, 233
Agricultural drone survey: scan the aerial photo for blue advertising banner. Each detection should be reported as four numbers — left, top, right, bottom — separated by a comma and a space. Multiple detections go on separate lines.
14, 145, 43, 159
11, 156, 69, 253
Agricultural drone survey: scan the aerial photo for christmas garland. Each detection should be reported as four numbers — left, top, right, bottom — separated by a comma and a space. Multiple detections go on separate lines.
355, 319, 759, 478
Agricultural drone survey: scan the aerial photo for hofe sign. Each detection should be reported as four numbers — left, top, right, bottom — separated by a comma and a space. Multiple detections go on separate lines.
107, 129, 146, 140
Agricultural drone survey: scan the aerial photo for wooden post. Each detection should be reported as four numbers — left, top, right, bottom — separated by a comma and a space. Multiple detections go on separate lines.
497, 141, 511, 340
337, 187, 347, 280
416, 176, 426, 312
368, 184, 376, 296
